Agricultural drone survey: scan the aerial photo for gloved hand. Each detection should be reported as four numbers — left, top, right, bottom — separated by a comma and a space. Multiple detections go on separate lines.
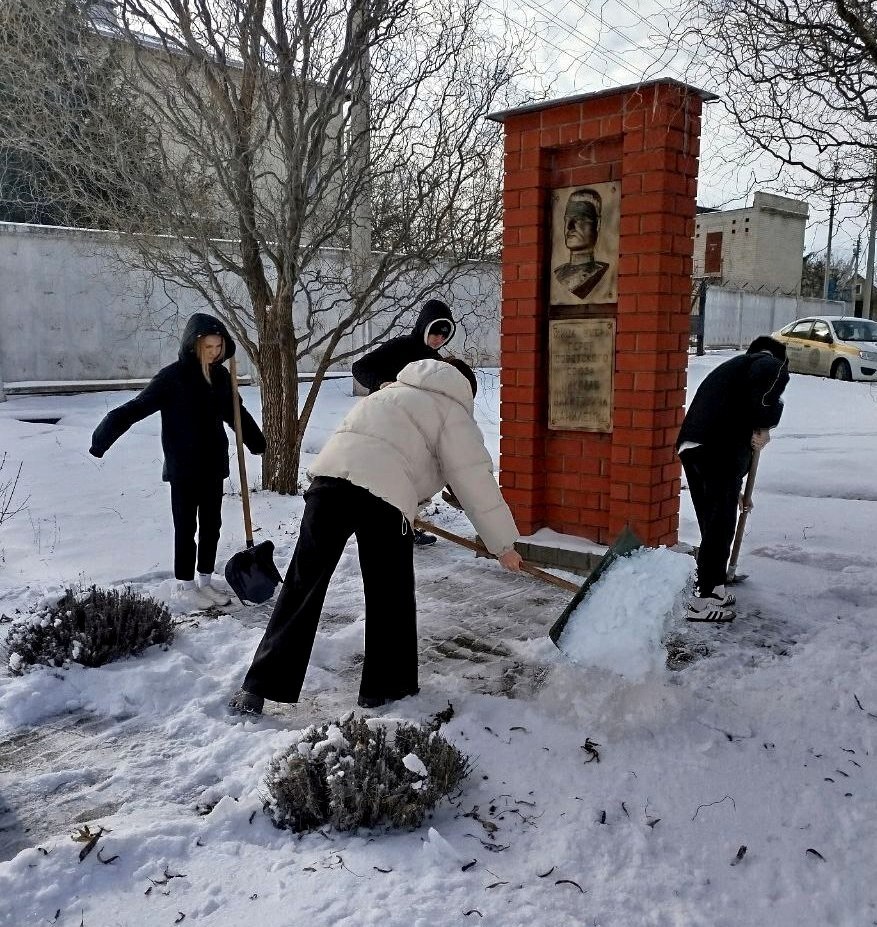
751, 428, 771, 451
498, 549, 523, 572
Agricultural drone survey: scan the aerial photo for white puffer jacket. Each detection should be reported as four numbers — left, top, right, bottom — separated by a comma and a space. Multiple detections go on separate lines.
309, 359, 519, 556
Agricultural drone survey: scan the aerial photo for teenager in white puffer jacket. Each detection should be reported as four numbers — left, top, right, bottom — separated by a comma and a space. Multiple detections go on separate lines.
229, 358, 522, 715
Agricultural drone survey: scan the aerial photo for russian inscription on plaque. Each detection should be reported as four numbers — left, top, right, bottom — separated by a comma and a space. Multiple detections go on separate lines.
548, 318, 614, 432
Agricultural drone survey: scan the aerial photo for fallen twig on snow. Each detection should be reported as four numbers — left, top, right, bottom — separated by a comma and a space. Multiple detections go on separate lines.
555, 879, 586, 893
853, 694, 877, 719
691, 794, 736, 821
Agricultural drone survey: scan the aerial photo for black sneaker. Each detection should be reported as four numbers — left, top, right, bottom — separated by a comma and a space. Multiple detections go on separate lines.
228, 689, 264, 715
357, 687, 419, 709
357, 694, 389, 709
413, 528, 437, 547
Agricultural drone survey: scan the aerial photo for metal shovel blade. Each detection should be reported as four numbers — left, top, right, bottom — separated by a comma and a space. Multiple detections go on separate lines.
224, 540, 283, 605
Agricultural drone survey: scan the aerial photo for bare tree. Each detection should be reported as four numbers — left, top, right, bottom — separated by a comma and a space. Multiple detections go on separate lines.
0, 453, 28, 527
800, 250, 858, 298
1, 0, 528, 492
673, 0, 877, 200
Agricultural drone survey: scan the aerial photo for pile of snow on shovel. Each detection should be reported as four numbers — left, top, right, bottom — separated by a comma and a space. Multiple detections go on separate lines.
558, 547, 694, 678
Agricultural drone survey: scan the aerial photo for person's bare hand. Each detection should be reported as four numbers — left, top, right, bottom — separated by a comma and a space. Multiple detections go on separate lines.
739, 494, 754, 513
498, 549, 523, 571
751, 428, 770, 450
378, 381, 393, 389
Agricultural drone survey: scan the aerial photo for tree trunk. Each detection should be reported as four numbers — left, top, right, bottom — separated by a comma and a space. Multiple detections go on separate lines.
258, 295, 303, 495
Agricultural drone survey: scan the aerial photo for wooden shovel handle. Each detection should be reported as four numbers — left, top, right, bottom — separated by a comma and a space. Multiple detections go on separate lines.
414, 519, 579, 594
728, 447, 760, 574
229, 356, 254, 547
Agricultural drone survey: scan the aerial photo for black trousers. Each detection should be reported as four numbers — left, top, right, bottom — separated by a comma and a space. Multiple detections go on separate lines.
680, 445, 749, 595
243, 476, 417, 704
169, 477, 224, 581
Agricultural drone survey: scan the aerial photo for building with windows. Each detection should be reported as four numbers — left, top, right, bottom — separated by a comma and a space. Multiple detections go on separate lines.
692, 192, 809, 295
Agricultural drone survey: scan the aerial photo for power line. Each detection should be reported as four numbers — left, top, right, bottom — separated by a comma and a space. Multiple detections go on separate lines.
518, 0, 651, 78
481, 0, 639, 84
509, 0, 677, 85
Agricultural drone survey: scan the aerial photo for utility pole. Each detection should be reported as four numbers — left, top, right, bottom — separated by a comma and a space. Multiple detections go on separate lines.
863, 161, 877, 320
350, 0, 372, 395
696, 280, 706, 356
853, 235, 861, 316
822, 176, 836, 300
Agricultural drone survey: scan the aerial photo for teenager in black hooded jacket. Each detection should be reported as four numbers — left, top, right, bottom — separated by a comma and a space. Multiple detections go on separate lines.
90, 313, 265, 610
351, 298, 457, 394
352, 298, 457, 545
676, 335, 789, 622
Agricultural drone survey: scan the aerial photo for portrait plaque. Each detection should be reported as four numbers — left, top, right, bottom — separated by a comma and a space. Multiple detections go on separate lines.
548, 318, 614, 432
549, 182, 620, 305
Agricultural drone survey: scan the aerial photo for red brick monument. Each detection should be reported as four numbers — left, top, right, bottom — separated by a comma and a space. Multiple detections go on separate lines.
488, 79, 715, 549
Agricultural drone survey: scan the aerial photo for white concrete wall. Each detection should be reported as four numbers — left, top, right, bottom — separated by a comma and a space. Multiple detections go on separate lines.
0, 222, 500, 384
702, 286, 846, 348
693, 192, 808, 296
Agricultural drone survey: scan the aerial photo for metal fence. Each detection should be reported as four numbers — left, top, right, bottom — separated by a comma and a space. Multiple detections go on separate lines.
697, 285, 848, 349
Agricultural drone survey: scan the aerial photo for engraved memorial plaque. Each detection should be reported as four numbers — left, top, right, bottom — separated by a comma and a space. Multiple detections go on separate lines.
548, 318, 614, 432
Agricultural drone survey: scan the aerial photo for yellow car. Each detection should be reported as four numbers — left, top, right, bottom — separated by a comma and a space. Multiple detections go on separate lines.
771, 316, 877, 381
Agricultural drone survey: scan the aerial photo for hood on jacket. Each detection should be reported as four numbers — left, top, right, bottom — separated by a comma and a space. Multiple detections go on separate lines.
412, 299, 456, 347
746, 335, 786, 362
179, 312, 237, 362
395, 358, 474, 414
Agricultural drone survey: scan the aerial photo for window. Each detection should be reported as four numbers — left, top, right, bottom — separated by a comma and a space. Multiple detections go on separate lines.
811, 321, 831, 343
788, 320, 814, 339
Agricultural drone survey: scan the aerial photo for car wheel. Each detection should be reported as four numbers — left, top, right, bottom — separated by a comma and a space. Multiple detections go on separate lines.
831, 359, 852, 381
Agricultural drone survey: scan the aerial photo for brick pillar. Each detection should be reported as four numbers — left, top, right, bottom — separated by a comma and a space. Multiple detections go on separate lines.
490, 80, 711, 547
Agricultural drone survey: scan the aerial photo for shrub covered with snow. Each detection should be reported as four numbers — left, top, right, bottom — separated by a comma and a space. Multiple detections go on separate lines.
265, 712, 469, 833
5, 585, 174, 674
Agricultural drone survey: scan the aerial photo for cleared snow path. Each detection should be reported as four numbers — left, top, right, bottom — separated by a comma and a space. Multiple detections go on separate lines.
0, 519, 570, 860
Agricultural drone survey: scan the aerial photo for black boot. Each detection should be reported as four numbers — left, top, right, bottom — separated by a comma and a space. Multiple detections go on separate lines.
228, 689, 264, 715
413, 528, 437, 547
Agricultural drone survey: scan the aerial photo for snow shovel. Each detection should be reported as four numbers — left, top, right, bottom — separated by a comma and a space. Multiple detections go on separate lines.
547, 525, 643, 645
414, 519, 644, 648
726, 447, 760, 584
413, 519, 580, 593
223, 357, 283, 605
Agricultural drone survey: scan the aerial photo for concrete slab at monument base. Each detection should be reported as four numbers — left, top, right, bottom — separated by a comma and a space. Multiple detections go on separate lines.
515, 527, 606, 577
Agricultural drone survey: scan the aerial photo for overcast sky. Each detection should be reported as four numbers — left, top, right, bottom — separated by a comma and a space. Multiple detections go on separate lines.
495, 0, 867, 264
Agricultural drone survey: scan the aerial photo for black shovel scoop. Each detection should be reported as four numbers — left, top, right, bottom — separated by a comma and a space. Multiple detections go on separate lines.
224, 357, 282, 605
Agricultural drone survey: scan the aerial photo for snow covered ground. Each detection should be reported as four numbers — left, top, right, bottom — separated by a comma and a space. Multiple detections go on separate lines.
1, 353, 876, 927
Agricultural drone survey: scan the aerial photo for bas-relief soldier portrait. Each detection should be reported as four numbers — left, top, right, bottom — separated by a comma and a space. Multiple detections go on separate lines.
550, 182, 620, 305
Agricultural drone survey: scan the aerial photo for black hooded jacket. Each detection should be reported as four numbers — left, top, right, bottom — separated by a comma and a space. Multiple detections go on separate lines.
677, 337, 790, 456
351, 299, 456, 393
90, 313, 265, 482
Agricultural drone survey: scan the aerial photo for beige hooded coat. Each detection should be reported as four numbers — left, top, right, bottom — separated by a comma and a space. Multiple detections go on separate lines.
308, 359, 519, 556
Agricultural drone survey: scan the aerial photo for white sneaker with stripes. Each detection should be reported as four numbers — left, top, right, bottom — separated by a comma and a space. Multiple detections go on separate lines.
687, 586, 736, 623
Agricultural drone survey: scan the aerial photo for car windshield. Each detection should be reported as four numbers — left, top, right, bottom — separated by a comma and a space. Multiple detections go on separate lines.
832, 319, 877, 342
